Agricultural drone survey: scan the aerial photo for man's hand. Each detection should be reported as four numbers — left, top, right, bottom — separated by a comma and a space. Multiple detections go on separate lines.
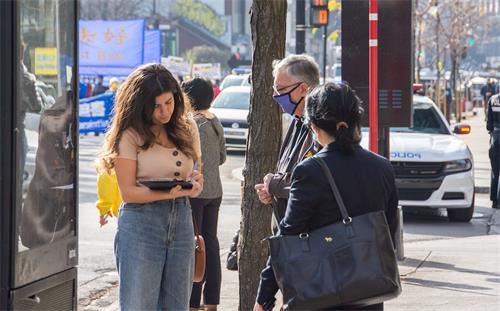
255, 183, 273, 204
263, 173, 274, 192
253, 303, 265, 311
99, 211, 112, 227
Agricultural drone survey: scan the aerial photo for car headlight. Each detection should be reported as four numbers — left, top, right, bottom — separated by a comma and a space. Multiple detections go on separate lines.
443, 159, 472, 174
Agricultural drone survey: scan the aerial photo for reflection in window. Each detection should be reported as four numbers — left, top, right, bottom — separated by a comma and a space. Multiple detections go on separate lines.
17, 0, 76, 251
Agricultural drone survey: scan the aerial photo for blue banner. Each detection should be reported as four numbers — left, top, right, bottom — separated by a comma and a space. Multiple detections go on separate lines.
79, 19, 145, 68
79, 66, 135, 77
79, 93, 115, 133
144, 30, 161, 64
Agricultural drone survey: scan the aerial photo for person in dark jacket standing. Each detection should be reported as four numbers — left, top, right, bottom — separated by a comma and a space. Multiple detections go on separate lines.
487, 92, 500, 209
92, 75, 107, 96
254, 83, 399, 311
255, 54, 320, 231
182, 78, 227, 311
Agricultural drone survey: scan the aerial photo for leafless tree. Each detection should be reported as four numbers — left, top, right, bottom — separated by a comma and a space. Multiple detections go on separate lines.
437, 0, 487, 121
414, 0, 434, 83
238, 0, 287, 309
80, 0, 146, 20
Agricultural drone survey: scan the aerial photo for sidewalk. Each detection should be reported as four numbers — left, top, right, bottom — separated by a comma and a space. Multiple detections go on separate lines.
455, 108, 491, 194
387, 234, 500, 311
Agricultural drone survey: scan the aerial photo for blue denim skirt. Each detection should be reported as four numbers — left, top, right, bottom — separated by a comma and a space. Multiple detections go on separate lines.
114, 197, 195, 311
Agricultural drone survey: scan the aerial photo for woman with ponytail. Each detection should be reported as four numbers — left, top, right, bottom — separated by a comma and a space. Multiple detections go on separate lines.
255, 82, 399, 311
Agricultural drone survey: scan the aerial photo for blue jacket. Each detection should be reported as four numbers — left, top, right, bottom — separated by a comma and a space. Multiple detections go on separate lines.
256, 142, 399, 306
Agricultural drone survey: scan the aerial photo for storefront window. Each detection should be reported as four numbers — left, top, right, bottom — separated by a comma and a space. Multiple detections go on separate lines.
16, 0, 76, 257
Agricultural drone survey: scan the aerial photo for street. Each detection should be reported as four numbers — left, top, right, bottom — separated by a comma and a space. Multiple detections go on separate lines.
77, 110, 500, 310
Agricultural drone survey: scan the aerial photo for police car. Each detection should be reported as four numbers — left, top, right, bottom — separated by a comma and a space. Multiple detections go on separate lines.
361, 94, 475, 222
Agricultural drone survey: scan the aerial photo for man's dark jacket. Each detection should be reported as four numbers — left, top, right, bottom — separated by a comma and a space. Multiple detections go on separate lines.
268, 118, 315, 224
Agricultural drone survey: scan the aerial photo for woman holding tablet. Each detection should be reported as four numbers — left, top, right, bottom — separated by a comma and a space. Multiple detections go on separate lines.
97, 63, 203, 310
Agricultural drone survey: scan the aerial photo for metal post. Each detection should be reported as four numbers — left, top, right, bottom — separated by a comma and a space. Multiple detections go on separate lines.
296, 0, 306, 54
369, 0, 378, 153
396, 206, 405, 260
323, 24, 327, 82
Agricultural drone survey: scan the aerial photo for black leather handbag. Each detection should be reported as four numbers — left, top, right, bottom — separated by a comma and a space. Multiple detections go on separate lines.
268, 157, 401, 310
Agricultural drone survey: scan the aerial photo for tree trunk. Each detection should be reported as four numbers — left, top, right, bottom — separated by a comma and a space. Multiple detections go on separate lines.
238, 1, 287, 310
450, 53, 457, 122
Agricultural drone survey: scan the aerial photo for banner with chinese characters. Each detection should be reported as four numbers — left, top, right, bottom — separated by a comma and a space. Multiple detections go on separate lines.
79, 19, 145, 68
143, 30, 161, 64
79, 92, 115, 133
161, 56, 192, 77
192, 63, 221, 80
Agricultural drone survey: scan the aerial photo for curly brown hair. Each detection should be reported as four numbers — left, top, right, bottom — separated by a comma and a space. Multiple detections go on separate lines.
98, 64, 198, 174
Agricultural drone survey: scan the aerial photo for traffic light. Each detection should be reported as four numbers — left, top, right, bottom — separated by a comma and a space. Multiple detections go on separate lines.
310, 0, 329, 27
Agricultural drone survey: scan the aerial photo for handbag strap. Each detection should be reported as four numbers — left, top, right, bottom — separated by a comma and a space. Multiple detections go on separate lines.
311, 156, 352, 224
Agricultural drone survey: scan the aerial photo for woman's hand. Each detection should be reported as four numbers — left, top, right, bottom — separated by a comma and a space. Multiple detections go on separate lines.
186, 169, 204, 198
99, 211, 112, 227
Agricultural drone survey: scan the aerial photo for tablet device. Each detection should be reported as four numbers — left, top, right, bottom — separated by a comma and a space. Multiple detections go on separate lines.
139, 179, 193, 190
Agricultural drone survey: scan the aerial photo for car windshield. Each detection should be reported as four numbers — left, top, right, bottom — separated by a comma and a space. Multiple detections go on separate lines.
221, 76, 244, 89
391, 100, 449, 134
212, 90, 250, 110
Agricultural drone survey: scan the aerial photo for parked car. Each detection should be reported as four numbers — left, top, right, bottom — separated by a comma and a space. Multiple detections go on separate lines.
210, 86, 292, 150
361, 94, 475, 222
220, 74, 250, 90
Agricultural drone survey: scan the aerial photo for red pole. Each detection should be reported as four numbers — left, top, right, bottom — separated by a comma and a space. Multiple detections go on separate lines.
369, 0, 378, 153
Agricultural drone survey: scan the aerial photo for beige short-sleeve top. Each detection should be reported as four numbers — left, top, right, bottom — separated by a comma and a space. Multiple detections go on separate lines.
117, 126, 200, 181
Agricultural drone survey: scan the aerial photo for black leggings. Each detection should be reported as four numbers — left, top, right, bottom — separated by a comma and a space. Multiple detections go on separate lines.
190, 197, 222, 308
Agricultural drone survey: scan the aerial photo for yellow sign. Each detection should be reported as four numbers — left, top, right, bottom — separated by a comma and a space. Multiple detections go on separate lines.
35, 48, 58, 75
329, 0, 341, 11
328, 31, 339, 42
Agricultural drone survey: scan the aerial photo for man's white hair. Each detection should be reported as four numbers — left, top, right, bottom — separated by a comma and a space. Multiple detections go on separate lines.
272, 54, 320, 88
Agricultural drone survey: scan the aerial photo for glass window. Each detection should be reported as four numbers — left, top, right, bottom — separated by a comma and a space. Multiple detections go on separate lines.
390, 101, 449, 135
212, 90, 250, 110
16, 0, 76, 258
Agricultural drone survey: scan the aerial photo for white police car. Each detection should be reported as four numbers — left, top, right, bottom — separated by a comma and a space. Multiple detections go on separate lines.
362, 95, 475, 222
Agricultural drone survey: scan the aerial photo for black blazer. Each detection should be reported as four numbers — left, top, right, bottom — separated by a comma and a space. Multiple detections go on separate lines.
256, 142, 399, 306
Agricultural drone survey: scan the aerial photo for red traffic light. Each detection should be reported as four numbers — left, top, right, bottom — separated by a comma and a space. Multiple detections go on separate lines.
311, 8, 329, 26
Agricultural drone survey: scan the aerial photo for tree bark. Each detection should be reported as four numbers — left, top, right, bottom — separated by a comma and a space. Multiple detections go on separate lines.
238, 1, 287, 310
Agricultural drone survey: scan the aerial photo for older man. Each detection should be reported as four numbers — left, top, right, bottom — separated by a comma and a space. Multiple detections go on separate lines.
255, 54, 320, 231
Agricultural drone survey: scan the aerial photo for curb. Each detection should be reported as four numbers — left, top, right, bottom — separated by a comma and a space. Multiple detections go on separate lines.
475, 185, 490, 194
489, 209, 500, 235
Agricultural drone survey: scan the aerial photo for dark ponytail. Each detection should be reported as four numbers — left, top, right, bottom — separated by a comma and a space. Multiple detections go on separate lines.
306, 82, 363, 154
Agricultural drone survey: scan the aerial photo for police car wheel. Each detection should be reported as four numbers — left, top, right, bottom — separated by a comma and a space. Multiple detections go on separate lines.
447, 194, 475, 223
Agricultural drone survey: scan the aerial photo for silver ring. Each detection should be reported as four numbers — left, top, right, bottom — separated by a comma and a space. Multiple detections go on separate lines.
343, 217, 353, 225
299, 233, 309, 239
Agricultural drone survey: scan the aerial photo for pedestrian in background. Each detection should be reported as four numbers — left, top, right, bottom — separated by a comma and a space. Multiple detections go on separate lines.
255, 54, 320, 232
487, 91, 500, 209
105, 77, 120, 93
92, 75, 107, 96
212, 79, 221, 100
97, 63, 203, 310
482, 78, 497, 115
182, 78, 226, 311
255, 83, 399, 311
